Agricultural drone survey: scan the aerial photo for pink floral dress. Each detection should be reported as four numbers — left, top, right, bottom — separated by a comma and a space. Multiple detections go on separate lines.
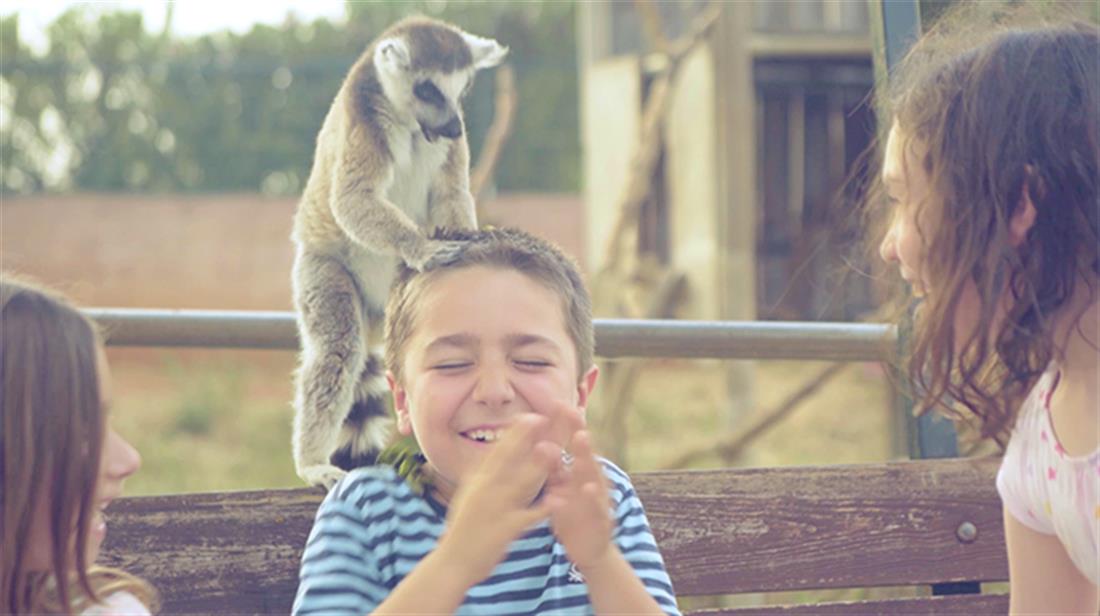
996, 363, 1100, 585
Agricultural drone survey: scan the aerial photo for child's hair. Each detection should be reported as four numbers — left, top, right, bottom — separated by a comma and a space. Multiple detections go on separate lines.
868, 4, 1099, 443
384, 227, 594, 384
0, 276, 158, 614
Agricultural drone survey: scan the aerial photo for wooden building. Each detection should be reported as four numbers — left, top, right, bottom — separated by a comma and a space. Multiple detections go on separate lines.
578, 0, 878, 324
577, 1, 879, 432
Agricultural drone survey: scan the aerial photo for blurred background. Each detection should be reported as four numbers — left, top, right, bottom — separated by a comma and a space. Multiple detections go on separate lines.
0, 0, 950, 495
8, 0, 1096, 608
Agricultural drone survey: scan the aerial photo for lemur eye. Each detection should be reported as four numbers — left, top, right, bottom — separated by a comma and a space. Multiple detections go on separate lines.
413, 80, 445, 106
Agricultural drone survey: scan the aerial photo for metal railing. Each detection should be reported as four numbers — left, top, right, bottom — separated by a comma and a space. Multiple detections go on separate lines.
84, 308, 896, 362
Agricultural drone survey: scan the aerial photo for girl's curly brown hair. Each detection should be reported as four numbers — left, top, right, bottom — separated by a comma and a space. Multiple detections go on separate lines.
866, 3, 1098, 445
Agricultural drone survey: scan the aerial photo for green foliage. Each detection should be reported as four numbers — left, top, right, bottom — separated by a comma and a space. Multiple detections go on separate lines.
0, 2, 579, 195
376, 435, 428, 495
167, 360, 244, 436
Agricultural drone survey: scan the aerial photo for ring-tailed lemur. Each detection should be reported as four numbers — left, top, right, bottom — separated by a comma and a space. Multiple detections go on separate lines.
291, 16, 507, 488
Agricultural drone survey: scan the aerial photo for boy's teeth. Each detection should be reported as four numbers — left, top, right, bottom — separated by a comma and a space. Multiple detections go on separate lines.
466, 429, 501, 442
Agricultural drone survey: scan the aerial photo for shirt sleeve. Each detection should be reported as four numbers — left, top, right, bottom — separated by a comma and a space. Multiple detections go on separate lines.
602, 461, 682, 616
292, 487, 388, 615
80, 591, 151, 616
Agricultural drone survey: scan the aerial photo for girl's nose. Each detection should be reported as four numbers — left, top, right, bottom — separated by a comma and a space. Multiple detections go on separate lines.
105, 428, 142, 480
879, 224, 899, 264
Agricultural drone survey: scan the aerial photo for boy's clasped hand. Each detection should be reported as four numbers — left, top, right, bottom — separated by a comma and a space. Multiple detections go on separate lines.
440, 399, 612, 585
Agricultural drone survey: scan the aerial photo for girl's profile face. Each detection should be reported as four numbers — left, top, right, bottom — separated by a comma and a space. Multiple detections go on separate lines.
879, 122, 935, 296
878, 122, 989, 343
878, 121, 1032, 349
24, 347, 142, 571
87, 348, 142, 562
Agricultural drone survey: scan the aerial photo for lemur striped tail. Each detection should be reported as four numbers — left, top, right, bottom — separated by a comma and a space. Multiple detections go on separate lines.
330, 348, 392, 470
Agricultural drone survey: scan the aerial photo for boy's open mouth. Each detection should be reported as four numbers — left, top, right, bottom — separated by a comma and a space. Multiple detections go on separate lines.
462, 429, 502, 443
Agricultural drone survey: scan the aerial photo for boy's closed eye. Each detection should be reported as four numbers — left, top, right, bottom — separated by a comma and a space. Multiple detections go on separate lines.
430, 359, 553, 371
432, 360, 474, 371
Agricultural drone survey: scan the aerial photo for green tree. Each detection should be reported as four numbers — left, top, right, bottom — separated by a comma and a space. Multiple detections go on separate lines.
0, 2, 580, 196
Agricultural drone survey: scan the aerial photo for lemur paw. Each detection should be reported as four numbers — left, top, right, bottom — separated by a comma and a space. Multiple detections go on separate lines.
409, 239, 466, 271
299, 464, 348, 491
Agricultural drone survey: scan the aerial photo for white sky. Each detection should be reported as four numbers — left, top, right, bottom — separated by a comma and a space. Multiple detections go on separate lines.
2, 1, 349, 52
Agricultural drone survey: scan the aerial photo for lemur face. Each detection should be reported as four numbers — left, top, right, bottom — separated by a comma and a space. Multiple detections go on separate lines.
373, 19, 508, 142
410, 70, 474, 142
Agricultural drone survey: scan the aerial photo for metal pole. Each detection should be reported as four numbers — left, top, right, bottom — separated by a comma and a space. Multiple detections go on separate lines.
869, 0, 974, 597
84, 308, 896, 362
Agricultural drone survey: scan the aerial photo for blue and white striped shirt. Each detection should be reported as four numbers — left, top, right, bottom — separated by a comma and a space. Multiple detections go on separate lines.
293, 459, 680, 615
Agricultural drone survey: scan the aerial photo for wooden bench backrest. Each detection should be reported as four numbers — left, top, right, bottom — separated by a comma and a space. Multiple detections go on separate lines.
100, 457, 1008, 614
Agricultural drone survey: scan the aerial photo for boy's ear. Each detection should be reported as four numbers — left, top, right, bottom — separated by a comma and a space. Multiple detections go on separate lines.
574, 365, 600, 416
1010, 168, 1039, 247
386, 371, 413, 436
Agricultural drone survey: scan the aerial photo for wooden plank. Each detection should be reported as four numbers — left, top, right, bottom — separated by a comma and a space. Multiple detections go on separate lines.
99, 459, 1007, 613
99, 489, 324, 613
688, 593, 1008, 615
637, 457, 1007, 595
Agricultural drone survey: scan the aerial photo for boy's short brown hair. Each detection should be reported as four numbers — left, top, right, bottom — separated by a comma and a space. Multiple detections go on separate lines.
384, 227, 593, 384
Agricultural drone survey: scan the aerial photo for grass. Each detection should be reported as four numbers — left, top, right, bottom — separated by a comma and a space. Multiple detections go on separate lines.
108, 350, 899, 495
107, 348, 300, 495
610, 357, 897, 471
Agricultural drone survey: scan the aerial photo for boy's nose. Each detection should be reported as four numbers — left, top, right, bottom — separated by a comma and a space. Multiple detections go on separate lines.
473, 365, 515, 409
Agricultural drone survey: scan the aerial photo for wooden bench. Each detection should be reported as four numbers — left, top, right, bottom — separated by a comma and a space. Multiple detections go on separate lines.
101, 456, 1008, 614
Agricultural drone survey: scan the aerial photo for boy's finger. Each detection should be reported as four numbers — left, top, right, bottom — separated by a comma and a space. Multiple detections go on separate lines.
516, 380, 586, 444
568, 430, 606, 489
498, 439, 559, 502
542, 399, 585, 451
545, 456, 570, 488
484, 414, 547, 470
514, 500, 552, 533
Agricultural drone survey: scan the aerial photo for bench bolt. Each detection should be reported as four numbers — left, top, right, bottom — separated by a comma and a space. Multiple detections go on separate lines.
955, 521, 977, 543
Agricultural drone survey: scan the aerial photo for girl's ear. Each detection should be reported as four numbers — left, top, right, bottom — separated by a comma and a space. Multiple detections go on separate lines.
386, 371, 413, 436
1010, 171, 1040, 247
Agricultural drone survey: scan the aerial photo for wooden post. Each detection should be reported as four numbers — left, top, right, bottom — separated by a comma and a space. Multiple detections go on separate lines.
712, 2, 758, 431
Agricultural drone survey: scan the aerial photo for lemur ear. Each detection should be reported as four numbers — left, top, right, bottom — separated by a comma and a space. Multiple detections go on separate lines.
462, 32, 508, 69
376, 38, 411, 72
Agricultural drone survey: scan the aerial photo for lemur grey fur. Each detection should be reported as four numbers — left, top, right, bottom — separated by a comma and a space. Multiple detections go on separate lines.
291, 16, 507, 488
